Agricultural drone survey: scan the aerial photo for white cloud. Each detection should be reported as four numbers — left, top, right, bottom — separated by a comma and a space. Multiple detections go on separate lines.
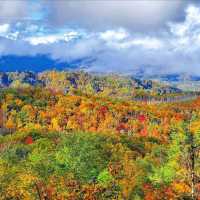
169, 5, 200, 37
25, 35, 62, 45
0, 24, 10, 34
7, 31, 19, 40
108, 37, 163, 50
99, 28, 128, 41
129, 38, 164, 49
99, 29, 163, 50
167, 5, 200, 53
25, 24, 39, 32
186, 5, 200, 25
25, 31, 79, 45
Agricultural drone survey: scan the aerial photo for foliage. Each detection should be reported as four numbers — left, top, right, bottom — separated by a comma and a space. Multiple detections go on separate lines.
0, 74, 200, 199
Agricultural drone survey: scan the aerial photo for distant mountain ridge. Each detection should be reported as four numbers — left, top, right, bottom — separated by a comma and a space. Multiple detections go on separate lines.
151, 74, 200, 82
148, 74, 200, 92
0, 55, 95, 72
1, 54, 200, 92
0, 71, 184, 97
1, 55, 200, 82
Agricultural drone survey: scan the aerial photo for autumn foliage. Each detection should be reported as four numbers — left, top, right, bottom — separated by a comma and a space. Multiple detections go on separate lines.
0, 75, 200, 200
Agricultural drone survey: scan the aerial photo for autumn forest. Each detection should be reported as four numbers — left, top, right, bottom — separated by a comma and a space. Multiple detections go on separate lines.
0, 71, 199, 200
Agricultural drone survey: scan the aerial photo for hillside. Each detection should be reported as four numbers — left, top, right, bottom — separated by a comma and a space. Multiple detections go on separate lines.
0, 71, 200, 199
1, 71, 195, 101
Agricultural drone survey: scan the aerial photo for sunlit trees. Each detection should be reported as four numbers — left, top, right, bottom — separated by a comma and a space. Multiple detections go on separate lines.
1, 80, 200, 199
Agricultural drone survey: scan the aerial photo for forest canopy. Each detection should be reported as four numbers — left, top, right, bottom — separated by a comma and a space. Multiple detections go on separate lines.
0, 71, 200, 199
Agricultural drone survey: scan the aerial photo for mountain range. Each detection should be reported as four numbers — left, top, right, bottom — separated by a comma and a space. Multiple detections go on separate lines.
1, 55, 200, 92
0, 55, 94, 72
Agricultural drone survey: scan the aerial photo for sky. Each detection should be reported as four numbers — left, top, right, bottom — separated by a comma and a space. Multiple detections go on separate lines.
0, 0, 200, 75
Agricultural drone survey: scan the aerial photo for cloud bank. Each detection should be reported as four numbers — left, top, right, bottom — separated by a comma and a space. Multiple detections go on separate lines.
0, 1, 200, 75
46, 0, 185, 31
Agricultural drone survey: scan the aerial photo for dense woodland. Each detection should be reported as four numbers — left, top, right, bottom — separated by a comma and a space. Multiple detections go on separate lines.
0, 71, 200, 200
0, 71, 189, 98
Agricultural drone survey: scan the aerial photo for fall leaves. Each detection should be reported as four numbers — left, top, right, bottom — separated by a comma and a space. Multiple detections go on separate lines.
2, 87, 200, 140
0, 86, 200, 199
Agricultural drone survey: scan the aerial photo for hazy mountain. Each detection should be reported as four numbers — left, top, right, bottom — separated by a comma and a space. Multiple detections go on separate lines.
0, 55, 95, 72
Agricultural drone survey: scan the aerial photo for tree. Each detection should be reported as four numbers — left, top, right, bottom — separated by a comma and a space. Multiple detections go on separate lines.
168, 116, 200, 199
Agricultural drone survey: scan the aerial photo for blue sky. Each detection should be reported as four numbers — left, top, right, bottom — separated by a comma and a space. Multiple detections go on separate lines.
0, 0, 200, 75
